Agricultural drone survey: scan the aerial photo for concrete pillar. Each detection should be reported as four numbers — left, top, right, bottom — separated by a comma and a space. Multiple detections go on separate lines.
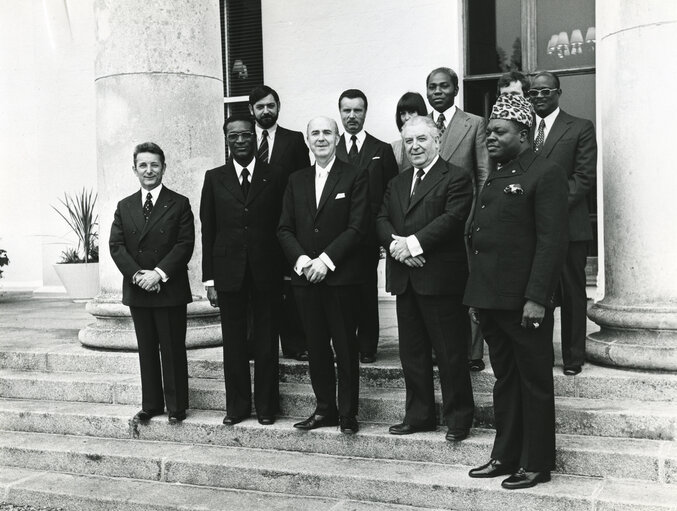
587, 1, 677, 370
80, 0, 224, 348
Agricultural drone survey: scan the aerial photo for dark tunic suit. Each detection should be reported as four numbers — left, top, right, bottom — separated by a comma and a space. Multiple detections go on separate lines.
377, 157, 474, 430
110, 186, 194, 414
278, 158, 370, 418
200, 158, 286, 419
464, 149, 568, 471
337, 132, 398, 355
263, 126, 311, 357
533, 110, 597, 368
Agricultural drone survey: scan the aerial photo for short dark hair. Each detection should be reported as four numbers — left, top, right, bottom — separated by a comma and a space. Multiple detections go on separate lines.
248, 85, 280, 106
511, 120, 531, 134
133, 142, 165, 166
395, 92, 428, 131
338, 89, 368, 110
497, 71, 530, 95
532, 71, 560, 89
426, 67, 459, 89
223, 114, 255, 135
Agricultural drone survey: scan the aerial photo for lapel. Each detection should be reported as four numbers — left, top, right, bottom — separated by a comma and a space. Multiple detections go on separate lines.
304, 168, 317, 216
245, 160, 270, 205
357, 133, 379, 168
541, 111, 571, 157
397, 168, 414, 214
316, 160, 343, 217
140, 187, 175, 241
441, 110, 472, 159
488, 150, 536, 183
268, 126, 286, 165
217, 160, 246, 203
406, 158, 446, 215
336, 135, 349, 162
126, 191, 146, 233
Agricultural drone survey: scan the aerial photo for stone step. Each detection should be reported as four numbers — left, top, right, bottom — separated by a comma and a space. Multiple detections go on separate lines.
0, 400, 675, 482
2, 344, 676, 402
0, 435, 675, 510
1, 371, 677, 440
0, 465, 434, 511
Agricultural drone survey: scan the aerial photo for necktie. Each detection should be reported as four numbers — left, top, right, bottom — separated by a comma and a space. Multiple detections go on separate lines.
143, 192, 153, 221
410, 168, 425, 201
241, 168, 250, 198
436, 113, 446, 135
257, 130, 269, 163
534, 119, 546, 153
348, 134, 359, 163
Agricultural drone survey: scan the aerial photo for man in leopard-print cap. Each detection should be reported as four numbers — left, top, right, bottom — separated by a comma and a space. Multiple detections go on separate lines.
464, 92, 569, 490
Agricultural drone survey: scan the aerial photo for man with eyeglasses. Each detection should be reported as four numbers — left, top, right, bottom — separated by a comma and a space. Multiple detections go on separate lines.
528, 71, 598, 376
200, 114, 287, 426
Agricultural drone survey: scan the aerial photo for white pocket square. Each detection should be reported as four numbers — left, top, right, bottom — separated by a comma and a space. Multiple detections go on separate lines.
372, 156, 381, 160
335, 193, 346, 199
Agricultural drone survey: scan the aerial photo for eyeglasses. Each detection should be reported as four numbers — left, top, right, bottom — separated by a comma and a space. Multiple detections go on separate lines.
527, 88, 559, 98
226, 132, 254, 142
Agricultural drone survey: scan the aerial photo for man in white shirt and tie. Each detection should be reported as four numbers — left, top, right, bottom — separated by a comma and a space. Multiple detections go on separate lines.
278, 116, 370, 434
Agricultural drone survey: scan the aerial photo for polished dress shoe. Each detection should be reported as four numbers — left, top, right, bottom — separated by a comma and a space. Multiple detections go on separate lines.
468, 459, 518, 478
501, 468, 551, 489
563, 365, 582, 376
388, 422, 437, 435
339, 416, 359, 434
293, 414, 338, 430
468, 359, 485, 372
258, 417, 275, 425
360, 353, 376, 364
445, 428, 469, 442
168, 410, 186, 423
222, 415, 246, 425
133, 409, 163, 423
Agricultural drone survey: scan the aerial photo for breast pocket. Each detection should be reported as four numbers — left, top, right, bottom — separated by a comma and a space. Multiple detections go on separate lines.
500, 194, 528, 223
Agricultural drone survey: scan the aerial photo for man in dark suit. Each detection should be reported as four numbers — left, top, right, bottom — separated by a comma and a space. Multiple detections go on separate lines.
529, 71, 598, 376
336, 88, 398, 364
278, 116, 370, 434
201, 114, 287, 426
465, 93, 568, 489
249, 85, 311, 362
376, 115, 474, 442
110, 142, 194, 424
426, 66, 491, 372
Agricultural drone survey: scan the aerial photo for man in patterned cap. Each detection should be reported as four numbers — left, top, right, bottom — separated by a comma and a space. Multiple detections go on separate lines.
464, 93, 569, 489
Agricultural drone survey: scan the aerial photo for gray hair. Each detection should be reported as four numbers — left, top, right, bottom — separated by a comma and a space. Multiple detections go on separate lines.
401, 115, 440, 139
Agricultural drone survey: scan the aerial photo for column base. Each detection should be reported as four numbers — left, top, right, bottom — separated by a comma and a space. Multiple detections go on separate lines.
587, 301, 677, 371
79, 296, 222, 350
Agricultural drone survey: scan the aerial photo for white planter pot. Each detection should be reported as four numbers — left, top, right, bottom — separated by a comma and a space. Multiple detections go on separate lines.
53, 263, 100, 300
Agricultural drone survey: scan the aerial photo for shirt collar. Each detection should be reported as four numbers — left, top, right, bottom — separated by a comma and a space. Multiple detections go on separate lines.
346, 130, 366, 145
536, 107, 560, 128
433, 105, 456, 126
255, 123, 277, 139
141, 183, 163, 203
416, 155, 439, 176
233, 157, 256, 178
316, 156, 336, 174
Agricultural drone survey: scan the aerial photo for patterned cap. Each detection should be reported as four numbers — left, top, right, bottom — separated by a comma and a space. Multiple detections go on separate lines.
490, 92, 533, 128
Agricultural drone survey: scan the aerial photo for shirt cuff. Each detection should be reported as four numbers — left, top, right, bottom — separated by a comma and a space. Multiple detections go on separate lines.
154, 267, 169, 282
406, 235, 423, 257
294, 255, 311, 276
319, 252, 335, 272
203, 280, 215, 288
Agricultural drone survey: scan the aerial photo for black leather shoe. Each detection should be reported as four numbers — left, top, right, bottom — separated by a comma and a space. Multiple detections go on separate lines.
360, 353, 376, 364
133, 409, 163, 423
293, 414, 339, 430
339, 416, 359, 434
468, 459, 518, 478
168, 410, 186, 423
445, 428, 469, 441
258, 417, 275, 425
388, 422, 437, 435
563, 365, 582, 376
501, 468, 551, 489
222, 415, 246, 425
468, 359, 485, 372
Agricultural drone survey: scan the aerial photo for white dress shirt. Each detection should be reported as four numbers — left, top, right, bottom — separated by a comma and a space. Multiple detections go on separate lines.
345, 129, 366, 153
431, 105, 457, 130
138, 183, 168, 282
534, 107, 560, 144
255, 124, 277, 158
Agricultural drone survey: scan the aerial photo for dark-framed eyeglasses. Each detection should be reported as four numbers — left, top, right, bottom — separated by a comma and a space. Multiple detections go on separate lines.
226, 132, 254, 142
527, 88, 559, 98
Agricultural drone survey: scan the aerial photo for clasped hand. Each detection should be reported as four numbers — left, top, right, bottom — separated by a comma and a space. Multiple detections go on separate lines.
302, 258, 328, 284
134, 269, 161, 293
390, 234, 425, 268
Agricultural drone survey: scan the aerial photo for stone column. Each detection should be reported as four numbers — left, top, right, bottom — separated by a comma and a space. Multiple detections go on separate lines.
587, 1, 677, 370
80, 0, 224, 348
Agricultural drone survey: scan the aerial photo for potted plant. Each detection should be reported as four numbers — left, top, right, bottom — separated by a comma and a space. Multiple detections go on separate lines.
52, 188, 100, 300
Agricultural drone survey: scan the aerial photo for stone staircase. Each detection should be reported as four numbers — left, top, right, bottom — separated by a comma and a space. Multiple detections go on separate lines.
0, 336, 676, 511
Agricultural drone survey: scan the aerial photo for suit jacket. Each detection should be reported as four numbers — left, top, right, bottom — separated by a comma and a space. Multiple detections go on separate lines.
277, 158, 370, 287
463, 149, 569, 311
200, 158, 286, 292
267, 126, 311, 180
337, 132, 398, 245
110, 186, 194, 307
533, 110, 597, 241
376, 157, 473, 296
